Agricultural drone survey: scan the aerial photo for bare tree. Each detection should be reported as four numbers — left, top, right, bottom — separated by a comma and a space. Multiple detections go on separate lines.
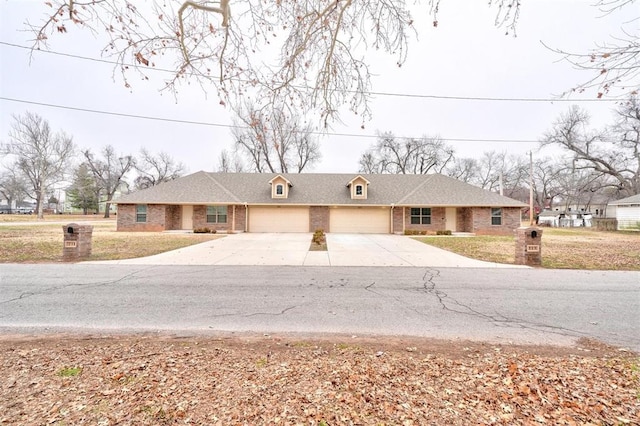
359, 132, 454, 174
531, 157, 565, 210
444, 157, 478, 183
474, 151, 528, 196
0, 168, 29, 214
232, 103, 321, 173
2, 112, 75, 219
217, 149, 244, 173
30, 1, 530, 125
83, 146, 135, 218
541, 101, 639, 197
134, 149, 186, 190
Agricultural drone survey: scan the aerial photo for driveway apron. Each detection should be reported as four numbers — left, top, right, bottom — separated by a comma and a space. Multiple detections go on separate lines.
85, 233, 525, 268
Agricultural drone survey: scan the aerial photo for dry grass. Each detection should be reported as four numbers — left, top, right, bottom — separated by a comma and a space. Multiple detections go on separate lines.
0, 214, 112, 223
0, 222, 221, 263
416, 228, 640, 270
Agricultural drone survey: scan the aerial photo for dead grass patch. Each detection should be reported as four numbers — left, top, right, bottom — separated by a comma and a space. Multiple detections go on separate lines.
0, 222, 221, 263
0, 214, 114, 223
416, 228, 640, 270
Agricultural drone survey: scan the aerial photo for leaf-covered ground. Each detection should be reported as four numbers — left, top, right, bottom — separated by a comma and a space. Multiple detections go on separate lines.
1, 334, 637, 425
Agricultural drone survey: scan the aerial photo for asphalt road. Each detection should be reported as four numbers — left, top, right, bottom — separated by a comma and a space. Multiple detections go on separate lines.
0, 265, 638, 350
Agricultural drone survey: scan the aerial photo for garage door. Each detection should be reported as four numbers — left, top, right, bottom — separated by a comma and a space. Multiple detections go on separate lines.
249, 206, 310, 232
330, 207, 390, 233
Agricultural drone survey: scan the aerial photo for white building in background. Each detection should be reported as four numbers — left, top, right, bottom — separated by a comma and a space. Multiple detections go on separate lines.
609, 194, 640, 231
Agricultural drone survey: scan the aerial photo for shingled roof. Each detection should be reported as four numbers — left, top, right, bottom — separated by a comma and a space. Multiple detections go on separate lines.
115, 171, 527, 207
609, 194, 640, 205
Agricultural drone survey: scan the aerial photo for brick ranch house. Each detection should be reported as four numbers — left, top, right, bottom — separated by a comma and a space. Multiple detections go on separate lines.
115, 172, 526, 234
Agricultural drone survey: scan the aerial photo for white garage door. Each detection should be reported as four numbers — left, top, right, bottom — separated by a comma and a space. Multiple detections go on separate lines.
330, 207, 390, 233
249, 206, 310, 232
617, 206, 640, 230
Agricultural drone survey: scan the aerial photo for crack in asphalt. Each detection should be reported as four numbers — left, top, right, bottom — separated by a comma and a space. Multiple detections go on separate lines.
416, 268, 597, 340
208, 305, 298, 319
0, 267, 156, 305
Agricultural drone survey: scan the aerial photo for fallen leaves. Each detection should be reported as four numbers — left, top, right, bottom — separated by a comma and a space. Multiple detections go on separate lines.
0, 335, 637, 425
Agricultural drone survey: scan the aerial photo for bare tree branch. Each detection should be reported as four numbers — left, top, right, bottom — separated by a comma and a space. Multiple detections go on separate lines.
29, 1, 529, 125
540, 101, 640, 196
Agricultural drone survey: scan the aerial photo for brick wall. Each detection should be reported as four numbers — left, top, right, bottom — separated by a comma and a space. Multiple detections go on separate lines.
456, 208, 472, 232
165, 205, 181, 230
117, 204, 167, 231
471, 207, 522, 235
392, 207, 403, 234
234, 205, 247, 232
403, 207, 446, 233
310, 206, 329, 232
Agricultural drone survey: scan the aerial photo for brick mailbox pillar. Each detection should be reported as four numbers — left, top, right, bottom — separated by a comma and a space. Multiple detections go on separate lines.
515, 226, 543, 266
62, 223, 93, 261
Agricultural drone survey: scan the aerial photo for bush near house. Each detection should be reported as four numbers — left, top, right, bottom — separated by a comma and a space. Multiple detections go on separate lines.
312, 229, 326, 245
193, 227, 217, 234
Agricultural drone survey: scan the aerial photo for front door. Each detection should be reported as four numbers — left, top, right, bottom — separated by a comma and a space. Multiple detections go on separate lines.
182, 205, 193, 230
445, 207, 457, 232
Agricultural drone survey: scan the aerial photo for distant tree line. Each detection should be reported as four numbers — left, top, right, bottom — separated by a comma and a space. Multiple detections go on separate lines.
0, 112, 186, 218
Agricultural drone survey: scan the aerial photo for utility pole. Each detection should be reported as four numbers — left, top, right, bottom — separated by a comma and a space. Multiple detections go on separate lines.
529, 151, 534, 226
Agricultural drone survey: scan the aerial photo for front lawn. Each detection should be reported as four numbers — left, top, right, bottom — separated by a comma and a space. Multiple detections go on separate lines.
416, 228, 640, 270
0, 222, 221, 263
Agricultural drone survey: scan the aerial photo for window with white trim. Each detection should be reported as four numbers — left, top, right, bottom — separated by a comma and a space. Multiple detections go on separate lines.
206, 205, 228, 223
410, 207, 431, 225
355, 184, 363, 196
136, 204, 147, 223
491, 208, 502, 225
276, 184, 284, 196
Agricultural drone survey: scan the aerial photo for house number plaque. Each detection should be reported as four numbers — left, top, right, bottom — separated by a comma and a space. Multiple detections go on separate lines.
526, 245, 540, 252
65, 241, 77, 248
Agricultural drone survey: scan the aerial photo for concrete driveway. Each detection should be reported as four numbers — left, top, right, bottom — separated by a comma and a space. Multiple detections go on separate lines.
87, 233, 526, 268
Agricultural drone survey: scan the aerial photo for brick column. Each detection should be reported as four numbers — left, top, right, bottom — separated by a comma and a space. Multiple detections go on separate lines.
63, 223, 94, 261
515, 227, 543, 266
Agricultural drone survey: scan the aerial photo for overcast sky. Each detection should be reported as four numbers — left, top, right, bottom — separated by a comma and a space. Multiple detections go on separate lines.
0, 0, 633, 174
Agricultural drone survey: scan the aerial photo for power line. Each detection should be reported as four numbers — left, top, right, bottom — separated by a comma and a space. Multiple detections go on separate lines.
0, 41, 618, 104
0, 96, 540, 144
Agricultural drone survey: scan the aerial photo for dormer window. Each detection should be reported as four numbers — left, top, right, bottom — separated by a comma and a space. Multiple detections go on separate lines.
269, 175, 292, 199
347, 175, 370, 200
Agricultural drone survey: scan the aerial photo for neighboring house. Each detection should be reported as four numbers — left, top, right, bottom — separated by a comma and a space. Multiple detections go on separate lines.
537, 209, 593, 228
609, 194, 640, 231
114, 172, 527, 234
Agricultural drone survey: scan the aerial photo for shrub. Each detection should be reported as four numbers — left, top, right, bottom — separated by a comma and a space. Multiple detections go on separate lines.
436, 230, 452, 236
193, 227, 216, 234
312, 229, 326, 244
404, 230, 427, 235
